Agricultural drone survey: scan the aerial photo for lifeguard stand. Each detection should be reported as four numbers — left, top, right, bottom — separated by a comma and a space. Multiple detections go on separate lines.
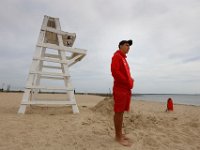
18, 15, 86, 114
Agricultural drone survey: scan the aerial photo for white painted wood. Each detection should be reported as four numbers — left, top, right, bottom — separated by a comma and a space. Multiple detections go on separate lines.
40, 75, 64, 80
18, 89, 32, 113
55, 18, 80, 114
42, 65, 62, 69
44, 53, 61, 59
34, 47, 46, 95
37, 42, 87, 55
72, 105, 80, 113
33, 57, 68, 64
26, 85, 73, 91
41, 26, 76, 37
29, 71, 70, 77
41, 15, 49, 30
44, 53, 71, 60
21, 100, 76, 105
68, 54, 83, 65
18, 15, 86, 114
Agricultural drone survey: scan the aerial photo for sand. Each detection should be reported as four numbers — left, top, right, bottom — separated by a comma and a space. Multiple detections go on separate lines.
0, 92, 200, 150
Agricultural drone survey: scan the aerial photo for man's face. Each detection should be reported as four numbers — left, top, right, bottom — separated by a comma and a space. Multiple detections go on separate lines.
120, 43, 130, 54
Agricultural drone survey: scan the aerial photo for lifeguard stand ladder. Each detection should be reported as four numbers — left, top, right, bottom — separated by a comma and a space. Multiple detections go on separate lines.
18, 15, 86, 114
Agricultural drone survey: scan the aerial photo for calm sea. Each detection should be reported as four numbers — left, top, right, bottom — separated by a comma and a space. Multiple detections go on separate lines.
132, 94, 200, 106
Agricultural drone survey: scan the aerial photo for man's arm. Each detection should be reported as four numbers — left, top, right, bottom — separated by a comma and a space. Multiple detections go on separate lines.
111, 55, 128, 84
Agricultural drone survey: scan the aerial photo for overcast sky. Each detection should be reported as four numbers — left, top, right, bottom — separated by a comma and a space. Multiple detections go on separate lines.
0, 0, 200, 94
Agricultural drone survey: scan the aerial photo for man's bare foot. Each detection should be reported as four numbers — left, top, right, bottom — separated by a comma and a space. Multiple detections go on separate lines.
115, 137, 132, 147
122, 134, 130, 140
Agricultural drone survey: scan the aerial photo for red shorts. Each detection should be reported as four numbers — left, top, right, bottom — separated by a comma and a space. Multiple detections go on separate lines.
113, 87, 131, 112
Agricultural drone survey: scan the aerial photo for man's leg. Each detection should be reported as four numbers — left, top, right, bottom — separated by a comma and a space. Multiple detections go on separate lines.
114, 112, 124, 139
114, 112, 131, 146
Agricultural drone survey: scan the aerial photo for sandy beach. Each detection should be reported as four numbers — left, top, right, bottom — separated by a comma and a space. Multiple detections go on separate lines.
0, 92, 200, 150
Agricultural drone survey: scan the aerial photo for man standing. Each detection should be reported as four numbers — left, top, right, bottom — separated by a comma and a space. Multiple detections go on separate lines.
111, 40, 134, 146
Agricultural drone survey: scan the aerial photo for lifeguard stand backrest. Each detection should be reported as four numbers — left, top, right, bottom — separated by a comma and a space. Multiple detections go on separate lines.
44, 17, 76, 47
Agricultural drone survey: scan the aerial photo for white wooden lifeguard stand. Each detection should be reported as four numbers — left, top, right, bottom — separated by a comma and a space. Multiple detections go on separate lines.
18, 15, 86, 114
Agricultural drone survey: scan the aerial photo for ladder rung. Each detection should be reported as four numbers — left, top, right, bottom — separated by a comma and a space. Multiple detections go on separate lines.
26, 86, 73, 91
44, 53, 72, 60
40, 75, 64, 80
37, 43, 87, 54
29, 71, 70, 77
41, 26, 76, 37
33, 57, 68, 64
43, 65, 62, 69
21, 100, 76, 105
44, 53, 61, 59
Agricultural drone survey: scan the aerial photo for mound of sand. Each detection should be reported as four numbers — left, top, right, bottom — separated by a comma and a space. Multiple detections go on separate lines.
92, 97, 163, 129
92, 97, 114, 116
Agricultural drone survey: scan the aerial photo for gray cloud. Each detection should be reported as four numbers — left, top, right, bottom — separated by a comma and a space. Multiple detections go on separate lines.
182, 56, 200, 63
0, 0, 200, 94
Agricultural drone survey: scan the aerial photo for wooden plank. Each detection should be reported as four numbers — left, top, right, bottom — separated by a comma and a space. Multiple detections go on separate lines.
72, 105, 79, 113
41, 26, 76, 37
44, 53, 60, 59
37, 42, 87, 54
68, 54, 84, 65
42, 65, 62, 69
18, 89, 32, 114
21, 100, 76, 105
33, 57, 68, 64
42, 15, 49, 30
40, 75, 64, 80
29, 71, 70, 77
26, 85, 73, 91
44, 53, 72, 60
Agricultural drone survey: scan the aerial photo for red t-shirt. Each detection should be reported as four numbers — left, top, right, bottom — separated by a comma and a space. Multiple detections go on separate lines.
111, 50, 134, 90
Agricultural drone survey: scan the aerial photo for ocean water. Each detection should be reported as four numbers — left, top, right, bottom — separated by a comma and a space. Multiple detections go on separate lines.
132, 94, 200, 106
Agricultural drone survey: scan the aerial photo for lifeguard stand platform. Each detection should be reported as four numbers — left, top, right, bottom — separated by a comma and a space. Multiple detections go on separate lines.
18, 15, 86, 114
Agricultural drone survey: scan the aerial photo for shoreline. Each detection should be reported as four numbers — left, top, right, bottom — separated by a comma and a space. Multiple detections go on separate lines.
133, 99, 200, 107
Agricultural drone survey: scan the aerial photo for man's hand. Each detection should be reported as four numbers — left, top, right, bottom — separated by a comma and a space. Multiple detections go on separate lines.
129, 77, 134, 89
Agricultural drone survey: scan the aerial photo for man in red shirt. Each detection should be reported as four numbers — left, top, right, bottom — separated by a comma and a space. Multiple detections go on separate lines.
111, 39, 134, 146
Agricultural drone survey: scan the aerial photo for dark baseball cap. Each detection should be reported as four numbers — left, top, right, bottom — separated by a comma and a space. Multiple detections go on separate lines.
118, 39, 133, 48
